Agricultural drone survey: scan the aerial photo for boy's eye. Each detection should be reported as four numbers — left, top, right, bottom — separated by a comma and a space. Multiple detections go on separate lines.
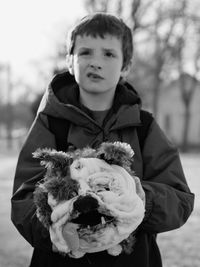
105, 52, 115, 58
79, 50, 91, 56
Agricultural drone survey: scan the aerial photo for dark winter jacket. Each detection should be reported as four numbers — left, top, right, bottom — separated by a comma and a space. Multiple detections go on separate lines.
11, 72, 194, 267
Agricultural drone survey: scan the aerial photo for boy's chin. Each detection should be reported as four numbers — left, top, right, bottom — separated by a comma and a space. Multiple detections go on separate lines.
79, 84, 117, 96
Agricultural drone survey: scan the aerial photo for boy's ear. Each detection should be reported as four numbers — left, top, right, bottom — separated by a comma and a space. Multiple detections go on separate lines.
66, 54, 74, 75
120, 61, 132, 79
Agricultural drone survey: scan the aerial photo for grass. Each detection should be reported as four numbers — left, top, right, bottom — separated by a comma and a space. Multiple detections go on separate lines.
0, 152, 199, 267
158, 210, 200, 267
0, 154, 33, 267
157, 154, 200, 267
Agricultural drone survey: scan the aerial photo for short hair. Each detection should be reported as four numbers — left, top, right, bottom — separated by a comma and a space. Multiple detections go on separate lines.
67, 13, 133, 69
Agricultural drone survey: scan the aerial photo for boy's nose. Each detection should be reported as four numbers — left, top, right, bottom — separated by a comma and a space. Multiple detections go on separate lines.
90, 63, 101, 70
89, 56, 102, 70
89, 62, 102, 70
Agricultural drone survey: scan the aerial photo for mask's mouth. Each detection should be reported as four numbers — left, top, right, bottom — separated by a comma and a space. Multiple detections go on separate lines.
70, 209, 115, 232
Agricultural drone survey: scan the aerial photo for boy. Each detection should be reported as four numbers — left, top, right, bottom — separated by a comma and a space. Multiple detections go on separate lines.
11, 13, 194, 267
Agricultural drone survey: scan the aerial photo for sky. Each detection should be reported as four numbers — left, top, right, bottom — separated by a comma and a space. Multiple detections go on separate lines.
0, 0, 86, 84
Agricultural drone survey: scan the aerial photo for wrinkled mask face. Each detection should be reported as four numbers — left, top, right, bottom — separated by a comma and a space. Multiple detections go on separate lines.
33, 142, 145, 258
48, 157, 144, 256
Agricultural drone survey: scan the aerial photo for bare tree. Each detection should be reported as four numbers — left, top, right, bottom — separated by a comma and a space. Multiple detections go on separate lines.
126, 0, 184, 118
82, 0, 200, 143
148, 3, 179, 117
4, 64, 13, 149
83, 0, 184, 118
84, 0, 110, 13
172, 1, 200, 150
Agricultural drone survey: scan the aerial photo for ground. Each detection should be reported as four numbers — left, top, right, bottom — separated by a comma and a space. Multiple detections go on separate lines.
158, 154, 200, 267
0, 151, 199, 267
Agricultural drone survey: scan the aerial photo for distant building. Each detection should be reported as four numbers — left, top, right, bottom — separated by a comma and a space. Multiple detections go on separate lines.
157, 74, 200, 149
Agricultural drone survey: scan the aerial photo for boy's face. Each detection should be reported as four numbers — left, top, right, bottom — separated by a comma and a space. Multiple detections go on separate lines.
68, 34, 129, 99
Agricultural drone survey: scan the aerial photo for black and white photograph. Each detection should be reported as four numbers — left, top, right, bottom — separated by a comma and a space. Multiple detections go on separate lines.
0, 0, 199, 266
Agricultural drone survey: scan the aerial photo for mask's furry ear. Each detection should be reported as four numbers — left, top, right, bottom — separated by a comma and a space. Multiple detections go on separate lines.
33, 148, 73, 177
97, 142, 134, 171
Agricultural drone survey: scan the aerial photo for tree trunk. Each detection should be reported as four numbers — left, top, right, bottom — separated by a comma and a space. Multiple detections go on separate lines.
181, 101, 190, 152
152, 76, 160, 119
5, 64, 13, 149
152, 53, 162, 119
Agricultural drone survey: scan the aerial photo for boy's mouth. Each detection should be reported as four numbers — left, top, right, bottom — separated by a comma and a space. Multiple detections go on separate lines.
87, 72, 104, 80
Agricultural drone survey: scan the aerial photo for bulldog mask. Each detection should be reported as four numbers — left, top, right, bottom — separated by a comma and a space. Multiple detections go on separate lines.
33, 142, 145, 258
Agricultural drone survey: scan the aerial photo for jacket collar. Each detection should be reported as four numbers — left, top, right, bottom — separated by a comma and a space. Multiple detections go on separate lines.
39, 72, 141, 129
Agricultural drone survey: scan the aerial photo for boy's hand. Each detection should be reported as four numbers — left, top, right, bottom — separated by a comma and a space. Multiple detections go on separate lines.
49, 198, 74, 254
50, 218, 83, 257
134, 176, 146, 206
62, 222, 79, 251
50, 216, 70, 254
111, 164, 146, 208
49, 198, 81, 254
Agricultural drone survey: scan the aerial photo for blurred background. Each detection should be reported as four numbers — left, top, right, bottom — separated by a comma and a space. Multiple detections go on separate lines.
0, 0, 199, 266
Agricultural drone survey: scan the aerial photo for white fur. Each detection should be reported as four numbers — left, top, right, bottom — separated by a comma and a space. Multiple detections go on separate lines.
49, 157, 145, 257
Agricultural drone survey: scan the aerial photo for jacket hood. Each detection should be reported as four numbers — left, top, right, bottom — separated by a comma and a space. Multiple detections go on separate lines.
38, 71, 142, 127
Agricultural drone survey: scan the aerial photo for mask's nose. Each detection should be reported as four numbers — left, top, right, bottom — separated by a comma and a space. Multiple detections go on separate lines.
73, 195, 99, 213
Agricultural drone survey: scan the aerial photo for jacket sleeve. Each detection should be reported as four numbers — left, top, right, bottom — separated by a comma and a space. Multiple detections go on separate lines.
139, 119, 194, 233
11, 113, 56, 251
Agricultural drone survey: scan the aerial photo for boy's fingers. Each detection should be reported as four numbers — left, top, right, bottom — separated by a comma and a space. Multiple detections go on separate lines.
134, 176, 146, 205
51, 201, 72, 223
62, 223, 80, 251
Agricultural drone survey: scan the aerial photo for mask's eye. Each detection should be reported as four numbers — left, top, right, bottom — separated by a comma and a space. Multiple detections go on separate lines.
104, 186, 110, 191
96, 185, 110, 193
75, 160, 82, 170
70, 191, 78, 198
